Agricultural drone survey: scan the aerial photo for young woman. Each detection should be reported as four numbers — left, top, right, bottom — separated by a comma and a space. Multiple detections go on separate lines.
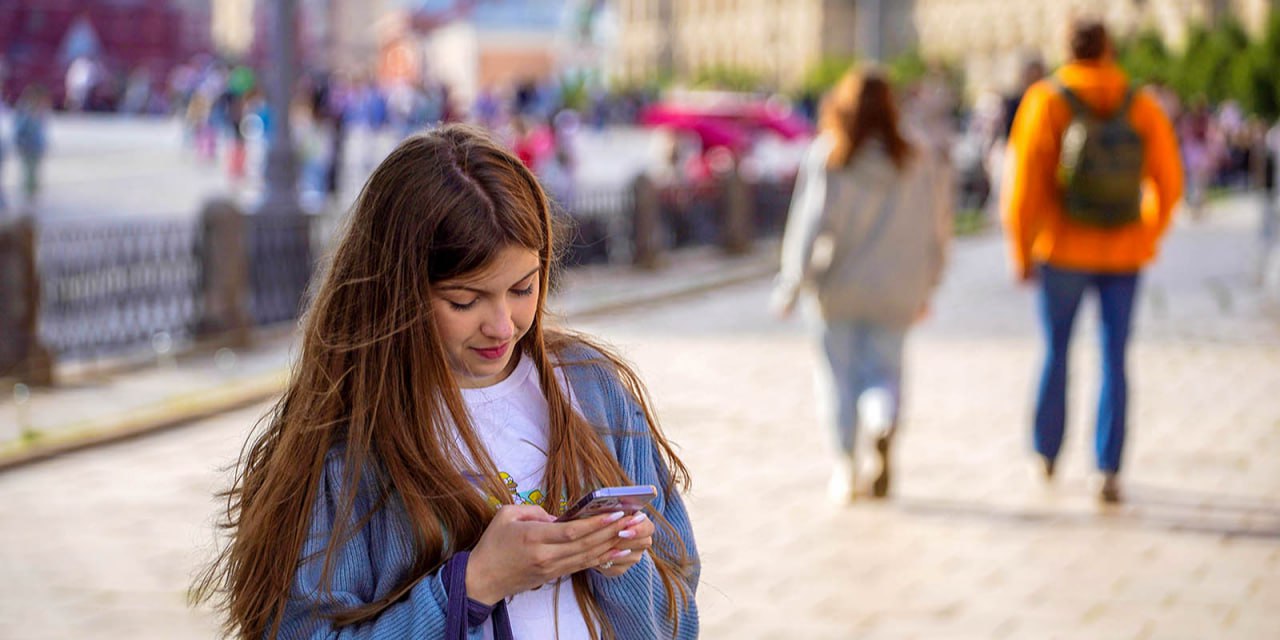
773, 68, 952, 502
193, 124, 699, 639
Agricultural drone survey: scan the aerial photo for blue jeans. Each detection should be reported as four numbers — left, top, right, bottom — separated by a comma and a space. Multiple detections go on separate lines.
816, 320, 906, 456
1034, 263, 1140, 473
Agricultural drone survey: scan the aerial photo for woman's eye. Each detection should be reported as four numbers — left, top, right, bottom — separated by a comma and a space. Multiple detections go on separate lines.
512, 283, 536, 297
447, 299, 477, 311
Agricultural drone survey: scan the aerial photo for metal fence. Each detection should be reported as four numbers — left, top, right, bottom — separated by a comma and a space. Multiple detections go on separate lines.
0, 172, 797, 382
37, 219, 202, 361
245, 215, 313, 327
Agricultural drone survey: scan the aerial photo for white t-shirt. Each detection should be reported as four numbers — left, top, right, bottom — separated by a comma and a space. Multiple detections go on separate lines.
461, 353, 592, 640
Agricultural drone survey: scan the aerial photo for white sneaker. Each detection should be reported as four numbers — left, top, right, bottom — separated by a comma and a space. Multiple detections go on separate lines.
827, 455, 856, 504
858, 387, 896, 439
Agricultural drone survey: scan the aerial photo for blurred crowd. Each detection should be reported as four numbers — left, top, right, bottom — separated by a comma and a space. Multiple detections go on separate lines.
3, 46, 1280, 224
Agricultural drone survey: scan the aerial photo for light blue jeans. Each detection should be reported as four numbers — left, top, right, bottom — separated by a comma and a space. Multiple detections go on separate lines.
814, 319, 906, 456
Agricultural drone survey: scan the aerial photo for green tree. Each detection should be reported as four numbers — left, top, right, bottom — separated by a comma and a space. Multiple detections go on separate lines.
1116, 30, 1173, 86
887, 49, 929, 88
1244, 11, 1280, 119
798, 56, 857, 97
691, 65, 767, 92
1175, 20, 1250, 104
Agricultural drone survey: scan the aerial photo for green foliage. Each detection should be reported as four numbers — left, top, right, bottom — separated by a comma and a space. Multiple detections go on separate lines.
887, 49, 929, 87
1249, 11, 1280, 119
558, 73, 590, 112
798, 56, 857, 96
1115, 30, 1172, 85
608, 69, 674, 96
953, 209, 990, 236
1116, 16, 1280, 120
1180, 20, 1249, 104
691, 65, 767, 92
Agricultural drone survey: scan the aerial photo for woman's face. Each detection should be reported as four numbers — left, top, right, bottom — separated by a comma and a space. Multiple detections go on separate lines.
430, 246, 541, 388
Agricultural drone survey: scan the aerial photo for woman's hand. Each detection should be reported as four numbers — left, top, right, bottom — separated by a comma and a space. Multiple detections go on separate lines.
593, 511, 655, 578
465, 505, 634, 605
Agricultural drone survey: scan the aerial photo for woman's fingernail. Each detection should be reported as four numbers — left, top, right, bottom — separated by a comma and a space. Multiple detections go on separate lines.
629, 512, 648, 525
611, 549, 633, 559
604, 511, 626, 523
618, 529, 636, 539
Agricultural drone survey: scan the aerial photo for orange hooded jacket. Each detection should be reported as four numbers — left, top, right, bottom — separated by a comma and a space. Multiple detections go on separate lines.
1001, 60, 1183, 278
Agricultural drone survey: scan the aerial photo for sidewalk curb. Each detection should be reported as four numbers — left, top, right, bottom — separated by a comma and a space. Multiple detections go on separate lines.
0, 370, 288, 472
0, 254, 779, 472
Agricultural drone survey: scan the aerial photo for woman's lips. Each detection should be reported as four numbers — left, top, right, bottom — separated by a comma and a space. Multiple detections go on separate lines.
472, 343, 509, 360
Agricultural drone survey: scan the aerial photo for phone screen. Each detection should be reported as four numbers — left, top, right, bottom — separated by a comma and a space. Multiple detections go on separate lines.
556, 485, 658, 522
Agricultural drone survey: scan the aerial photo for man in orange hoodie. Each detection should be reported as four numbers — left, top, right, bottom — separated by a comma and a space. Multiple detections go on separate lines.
1002, 19, 1183, 503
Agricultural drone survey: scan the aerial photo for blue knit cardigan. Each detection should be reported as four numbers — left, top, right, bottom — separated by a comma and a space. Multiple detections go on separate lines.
277, 346, 701, 639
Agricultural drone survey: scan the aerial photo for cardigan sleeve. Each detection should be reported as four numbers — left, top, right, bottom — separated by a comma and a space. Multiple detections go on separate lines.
275, 452, 481, 640
589, 401, 700, 640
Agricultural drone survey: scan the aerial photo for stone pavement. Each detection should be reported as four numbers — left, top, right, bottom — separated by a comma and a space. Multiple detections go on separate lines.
0, 196, 1277, 639
579, 195, 1280, 639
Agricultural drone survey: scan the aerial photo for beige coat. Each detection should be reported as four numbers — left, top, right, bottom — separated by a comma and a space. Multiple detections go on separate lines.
774, 134, 952, 327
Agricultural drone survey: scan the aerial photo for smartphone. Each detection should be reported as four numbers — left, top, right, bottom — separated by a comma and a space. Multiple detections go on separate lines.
556, 485, 658, 522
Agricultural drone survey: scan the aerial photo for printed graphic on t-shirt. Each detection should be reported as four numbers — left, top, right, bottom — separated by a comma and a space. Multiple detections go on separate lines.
482, 471, 570, 514
490, 471, 546, 507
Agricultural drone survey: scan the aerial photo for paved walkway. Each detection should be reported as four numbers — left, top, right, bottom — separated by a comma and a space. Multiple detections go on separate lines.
576, 195, 1280, 639
0, 196, 1277, 639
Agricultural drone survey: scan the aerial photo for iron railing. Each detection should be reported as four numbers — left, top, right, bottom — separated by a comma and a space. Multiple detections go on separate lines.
245, 215, 313, 326
36, 219, 202, 361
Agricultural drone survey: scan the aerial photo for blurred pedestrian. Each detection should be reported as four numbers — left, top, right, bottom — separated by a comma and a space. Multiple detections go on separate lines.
224, 91, 248, 187
1179, 101, 1223, 219
64, 56, 97, 112
773, 68, 952, 502
351, 74, 388, 171
1002, 18, 1183, 503
191, 124, 699, 639
1261, 119, 1280, 286
13, 85, 50, 208
987, 58, 1046, 217
121, 67, 152, 115
0, 67, 8, 215
1002, 58, 1046, 140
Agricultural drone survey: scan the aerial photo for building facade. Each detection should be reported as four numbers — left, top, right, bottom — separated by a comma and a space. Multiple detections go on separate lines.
0, 0, 213, 106
904, 0, 1277, 94
611, 0, 1275, 94
610, 0, 858, 90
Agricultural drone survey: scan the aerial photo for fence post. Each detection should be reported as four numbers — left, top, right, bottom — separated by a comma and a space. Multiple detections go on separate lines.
0, 218, 54, 385
198, 199, 252, 348
721, 167, 755, 255
631, 174, 664, 269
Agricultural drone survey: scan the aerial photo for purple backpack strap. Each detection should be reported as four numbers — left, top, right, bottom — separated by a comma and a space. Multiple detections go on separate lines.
441, 551, 514, 640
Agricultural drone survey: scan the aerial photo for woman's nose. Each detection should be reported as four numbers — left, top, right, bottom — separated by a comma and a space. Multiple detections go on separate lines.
482, 302, 515, 340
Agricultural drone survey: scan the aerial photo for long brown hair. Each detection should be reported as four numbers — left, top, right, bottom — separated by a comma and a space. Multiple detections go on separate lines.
820, 68, 913, 170
191, 124, 694, 639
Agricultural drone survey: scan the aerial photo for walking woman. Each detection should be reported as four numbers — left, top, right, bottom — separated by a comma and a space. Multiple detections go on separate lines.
192, 124, 699, 639
773, 68, 952, 502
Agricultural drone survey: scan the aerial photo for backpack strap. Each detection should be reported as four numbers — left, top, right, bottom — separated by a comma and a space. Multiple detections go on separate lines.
1114, 85, 1137, 119
1052, 79, 1092, 117
1054, 78, 1137, 120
